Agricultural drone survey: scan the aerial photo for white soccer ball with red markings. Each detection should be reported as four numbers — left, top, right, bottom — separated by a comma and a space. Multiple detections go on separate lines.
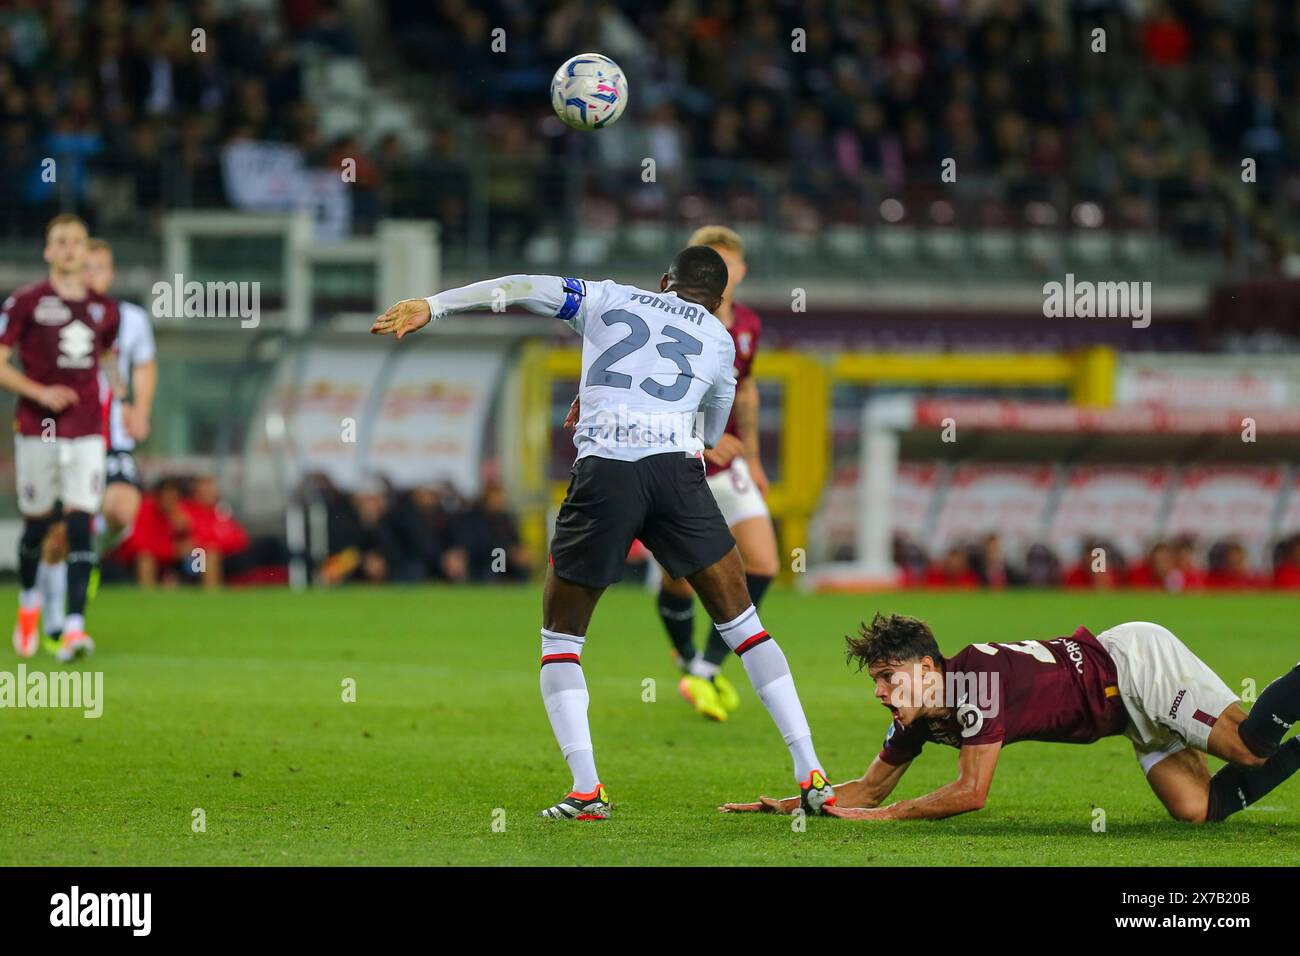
550, 53, 628, 130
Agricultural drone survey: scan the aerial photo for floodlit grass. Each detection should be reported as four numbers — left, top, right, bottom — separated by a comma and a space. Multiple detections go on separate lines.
2, 586, 1295, 865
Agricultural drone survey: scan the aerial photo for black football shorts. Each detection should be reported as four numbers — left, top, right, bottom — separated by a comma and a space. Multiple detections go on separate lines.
550, 451, 736, 588
105, 448, 141, 488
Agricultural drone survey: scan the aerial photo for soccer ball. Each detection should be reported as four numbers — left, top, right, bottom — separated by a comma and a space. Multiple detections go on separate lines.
550, 53, 628, 130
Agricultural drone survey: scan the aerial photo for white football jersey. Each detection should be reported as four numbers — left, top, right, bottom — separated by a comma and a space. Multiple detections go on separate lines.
425, 274, 737, 462
560, 279, 736, 462
99, 299, 156, 451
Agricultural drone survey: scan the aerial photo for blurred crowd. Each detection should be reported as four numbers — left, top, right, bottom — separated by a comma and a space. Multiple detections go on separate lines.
894, 531, 1300, 590
405, 0, 1300, 261
0, 0, 356, 236
107, 467, 534, 588
5, 0, 1300, 264
111, 474, 273, 587
303, 473, 529, 586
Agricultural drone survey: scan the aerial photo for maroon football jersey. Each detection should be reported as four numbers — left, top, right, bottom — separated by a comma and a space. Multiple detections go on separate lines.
0, 279, 119, 438
705, 301, 761, 477
877, 627, 1129, 765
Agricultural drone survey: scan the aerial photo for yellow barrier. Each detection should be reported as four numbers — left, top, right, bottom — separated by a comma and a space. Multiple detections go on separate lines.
518, 345, 1116, 576
830, 347, 1115, 406
517, 341, 557, 565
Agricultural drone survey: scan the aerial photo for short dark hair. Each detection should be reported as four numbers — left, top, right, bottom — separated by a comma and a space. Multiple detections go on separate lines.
844, 613, 942, 672
666, 245, 728, 302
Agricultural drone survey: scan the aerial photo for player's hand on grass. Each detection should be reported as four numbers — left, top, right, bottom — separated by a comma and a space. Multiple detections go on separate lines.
35, 383, 78, 412
703, 433, 744, 469
719, 795, 795, 814
563, 396, 580, 430
370, 298, 432, 340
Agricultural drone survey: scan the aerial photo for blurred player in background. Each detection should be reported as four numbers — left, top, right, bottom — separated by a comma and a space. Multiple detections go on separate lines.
563, 226, 777, 723
662, 226, 777, 721
37, 237, 156, 646
0, 215, 120, 661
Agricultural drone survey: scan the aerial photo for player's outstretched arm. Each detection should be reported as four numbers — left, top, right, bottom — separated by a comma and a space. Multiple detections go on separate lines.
826, 742, 1001, 821
719, 756, 911, 814
371, 275, 588, 340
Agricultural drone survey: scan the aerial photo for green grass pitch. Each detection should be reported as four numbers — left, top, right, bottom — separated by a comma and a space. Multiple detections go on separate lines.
2, 585, 1296, 866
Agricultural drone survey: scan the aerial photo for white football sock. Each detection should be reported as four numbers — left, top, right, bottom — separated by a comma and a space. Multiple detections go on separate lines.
715, 605, 822, 782
539, 628, 600, 794
688, 656, 720, 680
38, 560, 67, 635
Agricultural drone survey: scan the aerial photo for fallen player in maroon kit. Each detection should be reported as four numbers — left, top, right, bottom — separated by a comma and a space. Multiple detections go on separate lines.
720, 613, 1300, 823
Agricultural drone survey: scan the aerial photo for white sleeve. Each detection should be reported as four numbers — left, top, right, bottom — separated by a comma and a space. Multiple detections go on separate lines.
130, 304, 156, 365
697, 337, 737, 448
424, 275, 601, 333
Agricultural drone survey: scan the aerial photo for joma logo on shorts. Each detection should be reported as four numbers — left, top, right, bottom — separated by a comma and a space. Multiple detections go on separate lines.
1168, 688, 1187, 719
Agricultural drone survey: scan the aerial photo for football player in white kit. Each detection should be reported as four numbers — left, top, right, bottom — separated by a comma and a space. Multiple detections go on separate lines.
37, 238, 156, 646
371, 246, 836, 820
566, 226, 776, 722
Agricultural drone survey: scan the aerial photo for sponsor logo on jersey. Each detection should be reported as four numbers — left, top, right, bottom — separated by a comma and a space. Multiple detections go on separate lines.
956, 698, 985, 738
88, 302, 105, 324
1168, 688, 1187, 720
926, 716, 963, 748
578, 404, 694, 449
1058, 637, 1086, 675
34, 296, 72, 325
737, 331, 752, 355
57, 320, 96, 368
